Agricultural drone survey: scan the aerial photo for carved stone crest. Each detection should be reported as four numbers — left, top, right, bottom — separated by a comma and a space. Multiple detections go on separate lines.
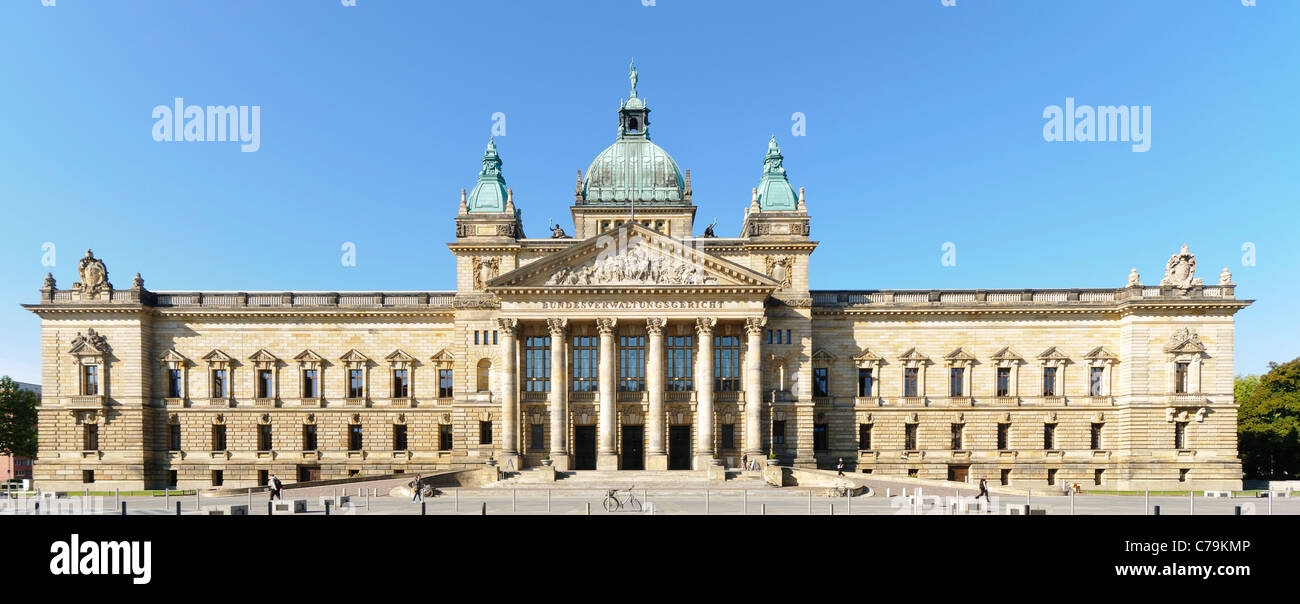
1165, 327, 1206, 354
69, 329, 110, 354
764, 255, 794, 289
1160, 244, 1203, 289
473, 257, 500, 290
74, 249, 111, 294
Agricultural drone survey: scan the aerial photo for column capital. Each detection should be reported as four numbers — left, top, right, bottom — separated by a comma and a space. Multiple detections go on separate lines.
596, 317, 618, 335
745, 316, 768, 335
495, 317, 519, 334
546, 317, 569, 336
645, 318, 666, 335
694, 317, 716, 336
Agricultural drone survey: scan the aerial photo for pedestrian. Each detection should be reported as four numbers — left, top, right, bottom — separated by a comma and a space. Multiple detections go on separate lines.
836, 457, 845, 477
411, 473, 423, 503
268, 474, 283, 501
975, 477, 990, 502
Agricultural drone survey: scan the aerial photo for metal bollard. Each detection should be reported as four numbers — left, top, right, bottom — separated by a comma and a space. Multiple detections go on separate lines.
1189, 490, 1194, 515
808, 489, 812, 515
761, 503, 766, 516
480, 502, 486, 515
455, 488, 459, 514
513, 489, 517, 514
325, 500, 332, 516
421, 501, 426, 516
585, 502, 590, 515
1145, 490, 1150, 515
175, 501, 181, 516
1153, 505, 1161, 516
120, 501, 127, 516
268, 501, 273, 515
1234, 505, 1242, 516
706, 489, 710, 515
547, 489, 551, 514
165, 488, 169, 510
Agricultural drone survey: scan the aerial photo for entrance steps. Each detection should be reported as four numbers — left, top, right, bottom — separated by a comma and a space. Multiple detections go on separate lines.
487, 469, 776, 490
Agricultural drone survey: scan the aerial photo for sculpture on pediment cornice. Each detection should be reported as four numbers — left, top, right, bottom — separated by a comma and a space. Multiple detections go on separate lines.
74, 249, 111, 294
1218, 267, 1233, 286
1165, 327, 1205, 354
1160, 244, 1203, 289
548, 219, 570, 239
546, 243, 718, 286
70, 329, 110, 354
1127, 268, 1141, 287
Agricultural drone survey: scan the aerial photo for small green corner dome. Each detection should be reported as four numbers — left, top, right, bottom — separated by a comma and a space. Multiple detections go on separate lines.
755, 135, 798, 211
582, 138, 685, 204
466, 137, 508, 213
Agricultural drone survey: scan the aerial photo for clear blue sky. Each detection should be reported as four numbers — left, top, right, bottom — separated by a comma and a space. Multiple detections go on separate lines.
1, 0, 1296, 383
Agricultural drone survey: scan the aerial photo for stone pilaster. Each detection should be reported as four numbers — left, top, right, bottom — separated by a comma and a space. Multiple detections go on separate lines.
547, 318, 569, 471
496, 317, 519, 469
694, 317, 716, 469
645, 318, 667, 471
596, 317, 619, 470
744, 316, 766, 459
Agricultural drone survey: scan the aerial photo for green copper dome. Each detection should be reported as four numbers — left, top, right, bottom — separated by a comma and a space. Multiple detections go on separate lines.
580, 62, 686, 205
755, 135, 798, 211
466, 137, 508, 213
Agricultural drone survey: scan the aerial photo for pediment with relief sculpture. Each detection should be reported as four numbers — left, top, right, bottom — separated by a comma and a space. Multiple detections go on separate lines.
488, 223, 778, 291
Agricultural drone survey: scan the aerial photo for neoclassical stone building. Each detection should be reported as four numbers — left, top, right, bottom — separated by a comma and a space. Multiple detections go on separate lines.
26, 68, 1251, 491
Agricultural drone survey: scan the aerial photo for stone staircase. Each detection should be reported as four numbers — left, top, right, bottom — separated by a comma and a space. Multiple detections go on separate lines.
487, 469, 775, 490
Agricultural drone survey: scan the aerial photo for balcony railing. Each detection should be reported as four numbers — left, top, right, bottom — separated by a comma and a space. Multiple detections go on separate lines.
810, 285, 1235, 308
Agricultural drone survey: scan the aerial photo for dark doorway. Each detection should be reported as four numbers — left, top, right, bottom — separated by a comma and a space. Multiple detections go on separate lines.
668, 426, 692, 470
298, 465, 321, 483
621, 426, 644, 470
948, 465, 969, 483
573, 426, 597, 470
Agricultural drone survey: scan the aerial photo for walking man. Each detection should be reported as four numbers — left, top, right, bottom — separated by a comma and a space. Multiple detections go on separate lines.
268, 474, 283, 501
836, 457, 845, 477
975, 477, 990, 502
411, 473, 423, 503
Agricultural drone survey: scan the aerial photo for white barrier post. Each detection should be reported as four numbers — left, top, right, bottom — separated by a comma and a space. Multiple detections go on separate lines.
1145, 490, 1150, 515
1189, 490, 1194, 515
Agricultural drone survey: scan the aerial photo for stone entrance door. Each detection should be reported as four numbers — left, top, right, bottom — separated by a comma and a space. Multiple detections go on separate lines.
573, 426, 597, 470
668, 426, 691, 470
621, 426, 644, 470
948, 465, 969, 483
298, 465, 321, 483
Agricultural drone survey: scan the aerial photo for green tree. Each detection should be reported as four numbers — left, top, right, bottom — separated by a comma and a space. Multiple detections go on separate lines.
1237, 359, 1300, 480
0, 376, 39, 459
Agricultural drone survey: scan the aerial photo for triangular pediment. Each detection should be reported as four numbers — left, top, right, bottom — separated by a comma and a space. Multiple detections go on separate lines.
430, 349, 456, 364
385, 349, 416, 363
991, 347, 1024, 362
488, 223, 779, 290
853, 348, 883, 363
1165, 328, 1206, 354
249, 349, 279, 363
159, 348, 189, 365
944, 347, 977, 362
1084, 346, 1118, 361
898, 348, 931, 362
294, 349, 325, 363
68, 329, 110, 356
202, 349, 235, 363
811, 348, 837, 364
1037, 346, 1071, 361
339, 349, 370, 364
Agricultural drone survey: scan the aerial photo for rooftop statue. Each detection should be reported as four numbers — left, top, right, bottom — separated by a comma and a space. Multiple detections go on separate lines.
1160, 244, 1203, 289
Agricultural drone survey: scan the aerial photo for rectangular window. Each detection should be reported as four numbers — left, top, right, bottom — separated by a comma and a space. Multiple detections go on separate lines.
168, 470, 178, 488
720, 424, 735, 450
765, 330, 772, 344
713, 335, 741, 392
1042, 367, 1057, 396
665, 335, 693, 391
996, 367, 1011, 397
493, 331, 498, 345
302, 424, 317, 451
169, 423, 181, 451
480, 421, 493, 445
394, 424, 408, 451
904, 424, 917, 450
1175, 421, 1188, 449
1091, 423, 1103, 450
1047, 468, 1057, 486
1089, 366, 1105, 396
951, 424, 964, 450
784, 329, 791, 344
858, 424, 872, 450
439, 424, 453, 451
348, 369, 364, 398
813, 424, 828, 452
212, 369, 227, 398
212, 470, 224, 487
813, 367, 829, 398
83, 424, 99, 450
530, 423, 544, 451
82, 365, 98, 396
83, 470, 94, 484
257, 369, 273, 398
949, 367, 964, 397
571, 335, 599, 392
259, 424, 272, 451
1175, 362, 1189, 394
1000, 468, 1011, 486
903, 368, 918, 398
1043, 423, 1056, 451
618, 334, 646, 392
212, 425, 227, 451
474, 331, 479, 345
349, 425, 363, 451
858, 368, 873, 397
525, 335, 552, 393
772, 420, 786, 445
302, 369, 319, 398
259, 470, 269, 487
997, 423, 1010, 450
1094, 468, 1104, 486
1179, 468, 1189, 482
438, 369, 454, 398
393, 369, 410, 398
167, 369, 182, 398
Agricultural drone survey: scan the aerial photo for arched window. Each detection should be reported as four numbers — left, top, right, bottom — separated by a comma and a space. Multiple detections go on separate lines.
476, 359, 492, 392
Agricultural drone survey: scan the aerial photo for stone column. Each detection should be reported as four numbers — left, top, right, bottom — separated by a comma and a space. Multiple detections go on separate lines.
694, 317, 716, 469
744, 316, 766, 459
596, 317, 619, 470
645, 318, 667, 470
547, 318, 569, 471
496, 318, 520, 470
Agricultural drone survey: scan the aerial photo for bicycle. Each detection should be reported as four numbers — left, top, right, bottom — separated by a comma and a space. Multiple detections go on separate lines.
602, 486, 643, 512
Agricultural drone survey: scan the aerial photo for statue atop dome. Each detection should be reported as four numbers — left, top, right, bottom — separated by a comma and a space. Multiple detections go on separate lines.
629, 59, 638, 96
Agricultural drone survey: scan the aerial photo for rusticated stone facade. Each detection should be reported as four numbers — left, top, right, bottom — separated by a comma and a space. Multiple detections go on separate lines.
24, 77, 1250, 491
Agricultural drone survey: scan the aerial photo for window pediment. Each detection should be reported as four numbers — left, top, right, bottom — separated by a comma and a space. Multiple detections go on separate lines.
944, 347, 976, 366
68, 329, 110, 357
991, 347, 1023, 366
339, 349, 371, 368
897, 348, 930, 366
294, 349, 325, 367
385, 349, 417, 368
249, 349, 279, 368
159, 348, 189, 369
1165, 328, 1206, 355
1037, 346, 1071, 364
